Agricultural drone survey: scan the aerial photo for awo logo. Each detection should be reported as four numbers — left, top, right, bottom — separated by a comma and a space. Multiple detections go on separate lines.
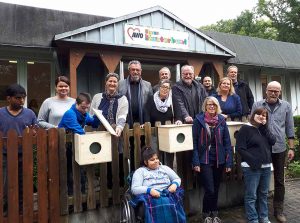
127, 27, 144, 40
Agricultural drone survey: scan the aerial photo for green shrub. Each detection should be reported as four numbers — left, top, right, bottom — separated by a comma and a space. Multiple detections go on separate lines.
287, 161, 300, 178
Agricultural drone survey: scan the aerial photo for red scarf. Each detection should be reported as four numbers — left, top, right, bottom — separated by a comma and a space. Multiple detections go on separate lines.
204, 112, 219, 127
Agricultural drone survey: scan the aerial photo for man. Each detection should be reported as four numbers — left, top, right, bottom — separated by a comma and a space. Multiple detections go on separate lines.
0, 84, 37, 208
252, 81, 295, 223
172, 65, 207, 123
58, 92, 96, 134
152, 67, 171, 92
119, 60, 153, 127
58, 92, 96, 194
227, 65, 254, 118
201, 76, 216, 96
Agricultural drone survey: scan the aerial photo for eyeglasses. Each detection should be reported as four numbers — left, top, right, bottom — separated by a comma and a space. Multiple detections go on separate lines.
267, 89, 280, 94
182, 72, 194, 76
160, 85, 170, 90
206, 104, 216, 107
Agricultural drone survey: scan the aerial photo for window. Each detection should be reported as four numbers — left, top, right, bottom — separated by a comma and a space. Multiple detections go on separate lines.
0, 60, 17, 107
27, 62, 51, 115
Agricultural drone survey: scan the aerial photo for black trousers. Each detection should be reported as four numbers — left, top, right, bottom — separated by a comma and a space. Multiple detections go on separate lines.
200, 163, 224, 214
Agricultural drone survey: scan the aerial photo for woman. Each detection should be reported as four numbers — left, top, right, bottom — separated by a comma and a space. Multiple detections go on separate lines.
236, 108, 276, 223
144, 79, 174, 126
213, 77, 242, 120
130, 146, 186, 223
90, 72, 128, 137
192, 96, 233, 223
38, 76, 75, 129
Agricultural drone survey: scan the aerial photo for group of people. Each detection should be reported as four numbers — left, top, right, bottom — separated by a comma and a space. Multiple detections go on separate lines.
0, 60, 295, 223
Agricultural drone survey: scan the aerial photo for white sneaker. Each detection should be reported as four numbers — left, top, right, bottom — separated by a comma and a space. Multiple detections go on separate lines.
204, 217, 213, 223
213, 216, 222, 223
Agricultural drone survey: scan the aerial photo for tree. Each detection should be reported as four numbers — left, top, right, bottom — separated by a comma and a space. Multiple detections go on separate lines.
257, 0, 300, 43
200, 0, 300, 43
200, 10, 277, 40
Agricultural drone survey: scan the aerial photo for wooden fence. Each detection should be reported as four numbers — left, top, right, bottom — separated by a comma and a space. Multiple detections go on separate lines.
0, 122, 243, 222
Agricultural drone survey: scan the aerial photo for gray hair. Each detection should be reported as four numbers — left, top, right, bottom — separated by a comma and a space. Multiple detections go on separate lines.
158, 79, 172, 87
105, 72, 119, 82
226, 65, 238, 74
128, 60, 142, 70
159, 67, 171, 75
181, 65, 194, 74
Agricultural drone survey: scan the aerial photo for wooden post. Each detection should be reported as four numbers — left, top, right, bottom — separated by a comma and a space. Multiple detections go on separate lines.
212, 61, 224, 80
69, 49, 85, 98
187, 59, 204, 76
99, 52, 122, 73
133, 123, 141, 170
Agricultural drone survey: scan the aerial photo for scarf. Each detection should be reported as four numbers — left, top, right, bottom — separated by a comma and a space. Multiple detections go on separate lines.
204, 112, 219, 127
99, 91, 121, 124
153, 91, 172, 113
125, 77, 144, 126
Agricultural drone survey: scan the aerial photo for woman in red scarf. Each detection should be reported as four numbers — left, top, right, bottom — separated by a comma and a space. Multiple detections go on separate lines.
192, 96, 233, 223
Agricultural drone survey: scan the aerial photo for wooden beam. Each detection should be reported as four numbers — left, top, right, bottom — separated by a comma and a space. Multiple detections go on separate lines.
69, 49, 85, 98
187, 59, 204, 77
212, 62, 224, 80
99, 52, 122, 73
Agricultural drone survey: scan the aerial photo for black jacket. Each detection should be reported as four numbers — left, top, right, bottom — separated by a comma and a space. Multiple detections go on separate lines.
234, 80, 254, 116
172, 80, 207, 122
236, 124, 276, 169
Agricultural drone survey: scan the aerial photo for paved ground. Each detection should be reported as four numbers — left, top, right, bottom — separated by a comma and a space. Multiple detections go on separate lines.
188, 179, 300, 223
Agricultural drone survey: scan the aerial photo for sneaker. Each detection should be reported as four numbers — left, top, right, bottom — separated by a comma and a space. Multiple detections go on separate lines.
213, 216, 222, 223
275, 213, 287, 222
204, 217, 213, 223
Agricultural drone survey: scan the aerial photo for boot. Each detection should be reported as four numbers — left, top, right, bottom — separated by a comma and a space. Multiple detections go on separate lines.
273, 201, 286, 222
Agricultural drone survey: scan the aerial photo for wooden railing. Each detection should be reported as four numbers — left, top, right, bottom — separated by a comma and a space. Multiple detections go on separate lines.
0, 121, 243, 222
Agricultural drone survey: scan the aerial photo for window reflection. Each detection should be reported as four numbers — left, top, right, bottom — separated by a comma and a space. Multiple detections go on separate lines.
0, 60, 17, 107
27, 62, 51, 115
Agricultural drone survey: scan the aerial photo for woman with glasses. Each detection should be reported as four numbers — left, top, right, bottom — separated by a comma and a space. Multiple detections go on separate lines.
144, 79, 175, 126
213, 77, 242, 121
236, 108, 276, 223
192, 96, 233, 223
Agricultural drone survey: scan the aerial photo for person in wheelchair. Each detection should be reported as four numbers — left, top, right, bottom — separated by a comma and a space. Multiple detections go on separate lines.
130, 146, 186, 223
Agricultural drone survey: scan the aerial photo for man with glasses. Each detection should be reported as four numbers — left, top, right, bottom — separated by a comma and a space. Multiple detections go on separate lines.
119, 60, 153, 127
58, 92, 96, 134
152, 67, 172, 93
172, 65, 207, 124
251, 81, 295, 223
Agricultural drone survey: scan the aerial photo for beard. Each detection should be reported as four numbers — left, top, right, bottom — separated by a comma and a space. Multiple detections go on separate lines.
130, 75, 140, 82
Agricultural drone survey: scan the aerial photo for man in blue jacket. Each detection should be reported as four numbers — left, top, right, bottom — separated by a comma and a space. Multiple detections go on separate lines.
58, 92, 96, 195
59, 92, 96, 134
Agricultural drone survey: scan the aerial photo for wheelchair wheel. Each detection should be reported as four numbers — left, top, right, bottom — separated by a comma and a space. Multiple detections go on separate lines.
120, 194, 136, 223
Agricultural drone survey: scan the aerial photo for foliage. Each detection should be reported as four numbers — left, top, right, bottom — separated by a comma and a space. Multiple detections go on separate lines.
292, 116, 300, 161
257, 0, 300, 43
287, 161, 300, 178
200, 0, 300, 43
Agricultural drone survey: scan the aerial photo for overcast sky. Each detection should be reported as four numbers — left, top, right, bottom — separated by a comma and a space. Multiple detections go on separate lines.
1, 0, 258, 27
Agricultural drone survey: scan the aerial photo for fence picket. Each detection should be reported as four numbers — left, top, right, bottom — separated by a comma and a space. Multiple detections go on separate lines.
22, 129, 34, 223
112, 134, 120, 205
72, 141, 82, 213
37, 128, 48, 223
48, 128, 60, 223
0, 132, 3, 220
86, 165, 96, 210
133, 123, 141, 169
7, 130, 19, 223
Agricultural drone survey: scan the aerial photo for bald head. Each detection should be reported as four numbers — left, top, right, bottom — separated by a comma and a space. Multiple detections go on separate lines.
266, 81, 281, 104
267, 81, 281, 90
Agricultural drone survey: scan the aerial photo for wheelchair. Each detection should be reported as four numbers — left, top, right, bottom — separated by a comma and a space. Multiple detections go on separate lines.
119, 159, 143, 223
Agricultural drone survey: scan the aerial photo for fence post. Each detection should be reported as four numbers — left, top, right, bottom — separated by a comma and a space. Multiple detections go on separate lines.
58, 128, 68, 215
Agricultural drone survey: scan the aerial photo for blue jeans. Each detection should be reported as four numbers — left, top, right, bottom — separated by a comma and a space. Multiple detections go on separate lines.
242, 167, 271, 223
